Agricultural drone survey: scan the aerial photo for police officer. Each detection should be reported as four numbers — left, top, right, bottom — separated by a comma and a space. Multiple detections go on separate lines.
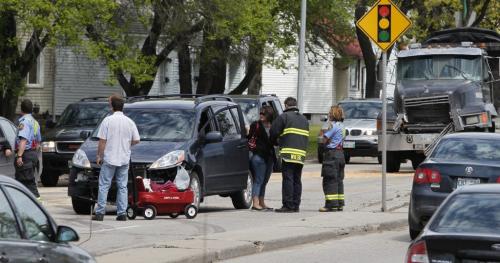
319, 105, 346, 212
270, 97, 309, 213
14, 99, 42, 198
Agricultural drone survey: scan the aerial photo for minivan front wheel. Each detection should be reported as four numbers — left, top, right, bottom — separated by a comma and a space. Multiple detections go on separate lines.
231, 173, 253, 209
190, 172, 201, 209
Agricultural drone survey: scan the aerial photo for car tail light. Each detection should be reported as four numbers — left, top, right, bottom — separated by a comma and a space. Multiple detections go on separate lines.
406, 240, 429, 263
414, 168, 441, 184
480, 112, 489, 124
496, 176, 500, 183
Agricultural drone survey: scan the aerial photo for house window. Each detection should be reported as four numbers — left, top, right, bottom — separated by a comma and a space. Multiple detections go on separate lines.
27, 54, 44, 88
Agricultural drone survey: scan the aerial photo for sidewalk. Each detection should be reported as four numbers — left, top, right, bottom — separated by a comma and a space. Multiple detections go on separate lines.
96, 207, 408, 263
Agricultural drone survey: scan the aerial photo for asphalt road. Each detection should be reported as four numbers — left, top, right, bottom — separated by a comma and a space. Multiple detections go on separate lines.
39, 157, 414, 257
222, 228, 410, 263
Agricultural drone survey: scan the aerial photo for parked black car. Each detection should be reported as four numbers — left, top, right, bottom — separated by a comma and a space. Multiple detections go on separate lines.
68, 95, 252, 214
230, 94, 284, 171
406, 184, 500, 263
41, 97, 110, 186
0, 175, 95, 262
408, 132, 500, 239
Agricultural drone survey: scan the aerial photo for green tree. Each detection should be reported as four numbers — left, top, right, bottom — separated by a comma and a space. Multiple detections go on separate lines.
0, 0, 116, 120
355, 0, 497, 98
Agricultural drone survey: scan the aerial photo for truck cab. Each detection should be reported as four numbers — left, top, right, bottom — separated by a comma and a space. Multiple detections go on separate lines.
381, 28, 499, 173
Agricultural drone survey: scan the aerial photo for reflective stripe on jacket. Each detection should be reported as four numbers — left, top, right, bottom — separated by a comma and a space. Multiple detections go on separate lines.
270, 108, 309, 165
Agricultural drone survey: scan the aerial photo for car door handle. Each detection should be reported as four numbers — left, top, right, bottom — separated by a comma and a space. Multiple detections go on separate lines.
0, 255, 9, 263
237, 144, 247, 149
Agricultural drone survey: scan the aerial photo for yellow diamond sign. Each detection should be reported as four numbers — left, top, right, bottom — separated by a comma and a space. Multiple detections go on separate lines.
356, 0, 412, 51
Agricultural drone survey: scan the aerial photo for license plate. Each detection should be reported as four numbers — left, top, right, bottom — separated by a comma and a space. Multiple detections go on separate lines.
456, 178, 481, 189
344, 141, 355, 149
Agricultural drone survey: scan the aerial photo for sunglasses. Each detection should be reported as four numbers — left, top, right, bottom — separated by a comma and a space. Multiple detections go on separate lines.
260, 112, 265, 115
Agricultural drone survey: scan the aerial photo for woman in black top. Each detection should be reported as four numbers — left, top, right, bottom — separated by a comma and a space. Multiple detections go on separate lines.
248, 105, 275, 210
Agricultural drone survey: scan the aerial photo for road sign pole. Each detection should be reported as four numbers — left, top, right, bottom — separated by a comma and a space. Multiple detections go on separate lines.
297, 0, 306, 110
381, 51, 387, 212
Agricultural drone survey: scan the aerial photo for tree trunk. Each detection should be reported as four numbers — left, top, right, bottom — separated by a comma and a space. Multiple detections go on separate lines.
178, 42, 192, 94
355, 2, 378, 98
196, 34, 230, 94
229, 40, 264, 95
0, 88, 19, 121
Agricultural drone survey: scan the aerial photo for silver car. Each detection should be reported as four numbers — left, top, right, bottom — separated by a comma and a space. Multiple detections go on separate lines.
0, 117, 16, 177
318, 99, 382, 164
0, 116, 42, 180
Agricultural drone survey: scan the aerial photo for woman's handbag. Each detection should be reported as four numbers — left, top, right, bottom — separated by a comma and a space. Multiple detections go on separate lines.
248, 122, 259, 151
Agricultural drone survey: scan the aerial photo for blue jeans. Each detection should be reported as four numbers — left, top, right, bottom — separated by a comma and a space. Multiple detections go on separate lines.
250, 154, 273, 198
95, 162, 129, 215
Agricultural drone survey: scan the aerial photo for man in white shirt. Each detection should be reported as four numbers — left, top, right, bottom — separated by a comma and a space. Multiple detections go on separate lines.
93, 94, 140, 221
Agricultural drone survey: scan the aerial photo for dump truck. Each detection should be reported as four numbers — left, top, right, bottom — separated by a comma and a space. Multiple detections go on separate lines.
380, 27, 500, 172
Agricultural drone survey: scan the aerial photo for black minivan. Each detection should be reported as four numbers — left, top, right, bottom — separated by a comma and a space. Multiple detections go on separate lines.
68, 95, 252, 214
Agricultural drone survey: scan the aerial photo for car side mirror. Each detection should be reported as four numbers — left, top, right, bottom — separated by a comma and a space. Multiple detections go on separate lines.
205, 131, 223, 143
80, 131, 91, 140
46, 120, 56, 129
320, 115, 328, 122
56, 225, 79, 243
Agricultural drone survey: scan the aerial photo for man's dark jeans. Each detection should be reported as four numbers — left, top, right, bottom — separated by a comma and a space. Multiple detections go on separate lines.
281, 161, 303, 209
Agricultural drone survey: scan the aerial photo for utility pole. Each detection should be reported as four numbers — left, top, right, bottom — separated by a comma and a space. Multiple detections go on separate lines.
297, 0, 306, 110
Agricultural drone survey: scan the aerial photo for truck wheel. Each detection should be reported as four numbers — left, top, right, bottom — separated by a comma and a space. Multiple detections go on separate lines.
489, 122, 496, 133
71, 197, 94, 215
231, 173, 253, 209
411, 155, 425, 170
344, 152, 350, 164
41, 170, 59, 187
317, 148, 323, 163
386, 151, 401, 173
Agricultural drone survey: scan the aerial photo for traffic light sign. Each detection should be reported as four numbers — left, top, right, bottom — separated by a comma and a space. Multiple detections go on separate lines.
377, 5, 391, 42
356, 0, 412, 51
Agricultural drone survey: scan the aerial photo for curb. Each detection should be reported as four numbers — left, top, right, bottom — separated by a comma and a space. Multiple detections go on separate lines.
166, 218, 408, 263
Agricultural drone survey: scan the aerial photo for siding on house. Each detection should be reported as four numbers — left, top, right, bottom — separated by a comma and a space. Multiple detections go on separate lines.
20, 49, 55, 115
53, 47, 123, 115
261, 50, 335, 115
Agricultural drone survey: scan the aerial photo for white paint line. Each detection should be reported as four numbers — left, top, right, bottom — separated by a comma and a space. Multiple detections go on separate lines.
93, 225, 142, 233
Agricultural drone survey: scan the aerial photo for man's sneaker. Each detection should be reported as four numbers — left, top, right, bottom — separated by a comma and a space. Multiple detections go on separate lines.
116, 215, 127, 221
92, 214, 104, 221
275, 207, 296, 213
319, 207, 335, 212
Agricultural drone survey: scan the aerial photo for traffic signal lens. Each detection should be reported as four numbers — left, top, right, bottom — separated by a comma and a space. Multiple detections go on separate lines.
379, 18, 390, 29
378, 6, 390, 17
377, 4, 391, 43
379, 31, 390, 41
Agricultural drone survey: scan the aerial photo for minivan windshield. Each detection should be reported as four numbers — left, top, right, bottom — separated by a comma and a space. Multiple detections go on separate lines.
92, 109, 195, 142
340, 101, 382, 119
398, 55, 481, 81
58, 104, 110, 127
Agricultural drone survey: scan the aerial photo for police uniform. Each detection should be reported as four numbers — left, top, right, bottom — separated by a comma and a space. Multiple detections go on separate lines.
270, 107, 309, 211
15, 114, 41, 197
321, 121, 346, 210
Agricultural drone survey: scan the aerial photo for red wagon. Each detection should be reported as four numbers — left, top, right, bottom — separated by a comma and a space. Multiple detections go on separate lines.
127, 176, 198, 220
